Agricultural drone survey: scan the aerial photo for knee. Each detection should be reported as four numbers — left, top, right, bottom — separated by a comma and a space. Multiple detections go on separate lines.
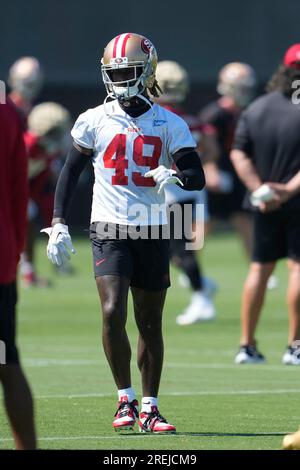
138, 314, 163, 337
102, 302, 126, 331
247, 262, 275, 286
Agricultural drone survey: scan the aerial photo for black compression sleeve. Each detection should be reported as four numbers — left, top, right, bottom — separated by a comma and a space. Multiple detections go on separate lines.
53, 145, 91, 220
172, 148, 206, 191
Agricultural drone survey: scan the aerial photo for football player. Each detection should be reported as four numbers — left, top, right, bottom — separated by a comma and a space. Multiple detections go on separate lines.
199, 63, 256, 256
21, 102, 71, 287
154, 60, 218, 325
8, 56, 44, 124
42, 33, 205, 433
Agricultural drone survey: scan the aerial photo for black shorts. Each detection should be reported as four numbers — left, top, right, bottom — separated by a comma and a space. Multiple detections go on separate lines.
208, 177, 246, 218
90, 223, 170, 291
252, 209, 300, 263
0, 282, 19, 364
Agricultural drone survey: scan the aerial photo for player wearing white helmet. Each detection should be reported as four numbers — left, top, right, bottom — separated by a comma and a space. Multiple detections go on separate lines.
41, 33, 205, 433
155, 60, 218, 325
217, 62, 256, 109
8, 56, 44, 122
199, 62, 257, 258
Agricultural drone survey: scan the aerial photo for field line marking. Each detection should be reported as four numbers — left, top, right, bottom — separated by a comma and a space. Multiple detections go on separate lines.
0, 431, 288, 443
34, 389, 300, 399
23, 359, 300, 372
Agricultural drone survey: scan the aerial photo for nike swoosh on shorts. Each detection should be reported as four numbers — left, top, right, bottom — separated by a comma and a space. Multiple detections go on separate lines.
96, 258, 106, 266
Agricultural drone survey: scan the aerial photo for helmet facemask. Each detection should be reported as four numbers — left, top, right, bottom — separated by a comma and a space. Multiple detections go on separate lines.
101, 60, 147, 100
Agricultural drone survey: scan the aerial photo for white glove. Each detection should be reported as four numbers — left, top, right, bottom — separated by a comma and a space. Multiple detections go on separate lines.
250, 184, 275, 207
144, 165, 183, 194
40, 223, 76, 266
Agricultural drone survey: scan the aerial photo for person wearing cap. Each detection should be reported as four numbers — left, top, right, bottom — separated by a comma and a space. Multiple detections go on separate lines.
231, 44, 300, 365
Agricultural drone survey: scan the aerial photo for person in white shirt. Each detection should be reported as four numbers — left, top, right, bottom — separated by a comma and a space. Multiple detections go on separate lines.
42, 32, 205, 433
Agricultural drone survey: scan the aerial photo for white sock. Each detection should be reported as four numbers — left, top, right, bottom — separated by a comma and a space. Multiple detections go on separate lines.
141, 397, 158, 413
118, 387, 136, 403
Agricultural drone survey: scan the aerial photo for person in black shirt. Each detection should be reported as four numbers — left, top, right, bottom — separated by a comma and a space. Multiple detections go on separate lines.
199, 63, 257, 256
231, 44, 300, 365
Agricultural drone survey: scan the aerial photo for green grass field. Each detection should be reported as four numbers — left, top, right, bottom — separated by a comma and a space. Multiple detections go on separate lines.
0, 232, 299, 450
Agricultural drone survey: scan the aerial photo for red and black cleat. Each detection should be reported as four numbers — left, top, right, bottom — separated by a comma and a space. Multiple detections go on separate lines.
138, 406, 176, 433
113, 396, 139, 432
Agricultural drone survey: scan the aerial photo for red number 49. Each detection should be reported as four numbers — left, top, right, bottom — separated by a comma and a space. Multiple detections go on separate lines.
103, 134, 162, 186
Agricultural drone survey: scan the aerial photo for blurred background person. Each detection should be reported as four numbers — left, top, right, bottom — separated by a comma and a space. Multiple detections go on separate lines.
8, 56, 44, 125
154, 60, 218, 325
0, 97, 36, 449
199, 63, 256, 257
21, 102, 72, 287
231, 44, 300, 365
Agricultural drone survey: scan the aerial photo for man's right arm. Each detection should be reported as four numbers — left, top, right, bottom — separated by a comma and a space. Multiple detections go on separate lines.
52, 141, 92, 225
230, 111, 262, 192
230, 149, 262, 192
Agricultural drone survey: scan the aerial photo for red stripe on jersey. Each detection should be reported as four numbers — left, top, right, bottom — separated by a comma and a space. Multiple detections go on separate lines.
121, 33, 131, 56
113, 35, 121, 58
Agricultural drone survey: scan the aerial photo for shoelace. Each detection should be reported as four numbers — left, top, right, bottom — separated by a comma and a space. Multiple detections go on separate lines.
115, 401, 138, 419
291, 347, 300, 358
142, 410, 167, 430
247, 345, 263, 358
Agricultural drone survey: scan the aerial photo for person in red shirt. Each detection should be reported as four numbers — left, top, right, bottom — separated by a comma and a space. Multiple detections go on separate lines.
0, 97, 36, 449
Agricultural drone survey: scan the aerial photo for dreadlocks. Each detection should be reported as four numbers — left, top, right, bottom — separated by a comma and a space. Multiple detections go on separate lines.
266, 64, 300, 97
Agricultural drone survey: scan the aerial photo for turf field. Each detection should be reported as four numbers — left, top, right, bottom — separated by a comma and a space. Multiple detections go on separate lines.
0, 232, 299, 450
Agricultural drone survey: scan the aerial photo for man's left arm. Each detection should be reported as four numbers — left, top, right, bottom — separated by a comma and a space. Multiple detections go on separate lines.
172, 147, 206, 191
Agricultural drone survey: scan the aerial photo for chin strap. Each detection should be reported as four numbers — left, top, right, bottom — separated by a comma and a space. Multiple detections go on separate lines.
103, 92, 116, 116
135, 93, 156, 119
103, 90, 156, 119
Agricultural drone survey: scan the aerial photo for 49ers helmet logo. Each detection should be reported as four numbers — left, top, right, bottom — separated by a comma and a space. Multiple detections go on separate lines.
141, 38, 152, 54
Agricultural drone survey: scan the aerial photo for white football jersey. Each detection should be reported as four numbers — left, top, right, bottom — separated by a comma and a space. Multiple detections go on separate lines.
71, 100, 196, 225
